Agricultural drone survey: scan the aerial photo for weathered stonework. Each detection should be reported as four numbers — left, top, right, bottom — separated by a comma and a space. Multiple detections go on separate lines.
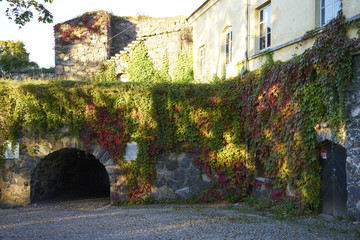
314, 53, 360, 219
344, 53, 360, 219
54, 11, 112, 80
0, 130, 212, 207
150, 151, 211, 201
54, 12, 192, 80
0, 130, 120, 206
109, 16, 192, 80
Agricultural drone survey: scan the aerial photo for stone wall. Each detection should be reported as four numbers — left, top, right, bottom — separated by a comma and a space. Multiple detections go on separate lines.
0, 133, 212, 207
109, 16, 192, 79
345, 53, 360, 219
0, 130, 119, 206
54, 11, 112, 80
315, 53, 360, 219
151, 151, 211, 201
54, 12, 192, 80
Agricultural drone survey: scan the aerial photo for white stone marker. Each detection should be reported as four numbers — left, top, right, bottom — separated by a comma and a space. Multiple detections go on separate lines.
4, 140, 20, 159
125, 142, 138, 161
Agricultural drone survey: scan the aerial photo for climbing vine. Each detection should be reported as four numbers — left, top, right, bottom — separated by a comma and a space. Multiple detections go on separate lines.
0, 15, 359, 211
54, 10, 111, 46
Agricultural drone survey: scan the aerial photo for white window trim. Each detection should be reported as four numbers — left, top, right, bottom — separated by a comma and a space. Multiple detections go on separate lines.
224, 27, 233, 78
320, 0, 342, 26
225, 27, 233, 66
199, 45, 205, 75
259, 4, 271, 51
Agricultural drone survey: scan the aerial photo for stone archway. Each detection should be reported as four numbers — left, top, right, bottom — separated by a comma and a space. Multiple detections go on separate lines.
30, 148, 110, 202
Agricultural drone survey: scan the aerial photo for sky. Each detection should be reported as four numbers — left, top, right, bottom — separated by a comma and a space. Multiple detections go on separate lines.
0, 0, 205, 68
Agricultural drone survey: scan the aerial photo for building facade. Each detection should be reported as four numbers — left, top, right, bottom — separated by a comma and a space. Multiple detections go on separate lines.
188, 0, 360, 218
188, 0, 360, 79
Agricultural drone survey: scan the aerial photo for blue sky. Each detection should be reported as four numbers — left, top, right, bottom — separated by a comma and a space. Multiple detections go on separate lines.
0, 0, 204, 68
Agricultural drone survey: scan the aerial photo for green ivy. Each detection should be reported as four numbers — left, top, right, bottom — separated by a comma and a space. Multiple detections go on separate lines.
0, 15, 358, 211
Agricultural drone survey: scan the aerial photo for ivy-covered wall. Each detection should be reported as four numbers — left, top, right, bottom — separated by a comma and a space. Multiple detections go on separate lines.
1, 15, 360, 218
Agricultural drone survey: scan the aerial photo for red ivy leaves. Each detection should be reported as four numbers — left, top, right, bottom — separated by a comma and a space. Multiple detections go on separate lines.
54, 11, 111, 46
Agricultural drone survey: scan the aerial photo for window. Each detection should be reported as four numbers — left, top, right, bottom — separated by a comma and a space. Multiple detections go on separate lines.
225, 28, 232, 65
321, 0, 342, 26
259, 4, 271, 51
199, 46, 205, 75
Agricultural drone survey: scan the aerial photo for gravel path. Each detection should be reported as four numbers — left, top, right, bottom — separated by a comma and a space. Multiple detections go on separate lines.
0, 198, 359, 240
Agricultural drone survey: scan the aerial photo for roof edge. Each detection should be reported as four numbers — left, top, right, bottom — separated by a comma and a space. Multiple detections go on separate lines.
187, 0, 220, 24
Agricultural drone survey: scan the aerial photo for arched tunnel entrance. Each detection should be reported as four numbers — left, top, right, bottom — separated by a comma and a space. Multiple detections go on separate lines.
30, 148, 110, 203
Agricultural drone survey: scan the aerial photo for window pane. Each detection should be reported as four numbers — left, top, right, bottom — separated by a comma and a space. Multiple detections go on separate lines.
260, 9, 263, 22
260, 23, 265, 35
260, 36, 265, 50
324, 6, 332, 23
267, 33, 271, 48
267, 5, 271, 27
322, 0, 332, 7
334, 1, 342, 15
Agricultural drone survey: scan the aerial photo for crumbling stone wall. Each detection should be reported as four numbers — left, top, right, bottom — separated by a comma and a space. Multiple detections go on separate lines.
54, 12, 192, 80
109, 16, 192, 79
54, 11, 112, 80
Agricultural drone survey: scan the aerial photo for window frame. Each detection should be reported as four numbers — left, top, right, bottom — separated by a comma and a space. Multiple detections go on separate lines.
320, 0, 342, 26
225, 27, 233, 66
199, 45, 205, 75
259, 4, 271, 51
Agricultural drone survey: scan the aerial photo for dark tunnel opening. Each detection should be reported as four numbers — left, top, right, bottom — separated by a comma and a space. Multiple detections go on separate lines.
30, 148, 110, 203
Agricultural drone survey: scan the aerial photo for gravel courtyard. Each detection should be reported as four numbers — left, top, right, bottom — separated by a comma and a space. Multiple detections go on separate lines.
0, 198, 359, 240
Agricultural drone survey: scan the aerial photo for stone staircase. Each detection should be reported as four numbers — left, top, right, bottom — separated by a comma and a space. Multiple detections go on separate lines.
107, 38, 145, 80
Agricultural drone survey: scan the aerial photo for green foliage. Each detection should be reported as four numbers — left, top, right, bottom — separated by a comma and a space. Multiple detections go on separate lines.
0, 15, 358, 210
94, 60, 117, 83
172, 51, 194, 83
0, 40, 38, 74
123, 44, 194, 84
1, 0, 53, 26
124, 42, 157, 83
158, 52, 171, 83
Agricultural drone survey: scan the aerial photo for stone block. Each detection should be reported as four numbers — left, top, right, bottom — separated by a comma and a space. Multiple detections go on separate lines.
173, 168, 186, 182
166, 161, 179, 171
55, 65, 64, 75
157, 169, 172, 179
202, 174, 212, 183
348, 186, 360, 198
180, 158, 190, 168
175, 187, 189, 200
154, 163, 164, 169
151, 185, 175, 200
155, 178, 167, 188
167, 179, 180, 190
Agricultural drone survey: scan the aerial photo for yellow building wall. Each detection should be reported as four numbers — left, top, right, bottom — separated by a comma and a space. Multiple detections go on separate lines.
190, 0, 248, 80
188, 0, 360, 79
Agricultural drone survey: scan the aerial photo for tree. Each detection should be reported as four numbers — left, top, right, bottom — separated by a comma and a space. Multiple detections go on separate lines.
1, 0, 53, 27
0, 40, 38, 74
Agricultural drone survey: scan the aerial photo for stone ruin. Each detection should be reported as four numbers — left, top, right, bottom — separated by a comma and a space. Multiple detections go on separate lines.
54, 11, 192, 80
